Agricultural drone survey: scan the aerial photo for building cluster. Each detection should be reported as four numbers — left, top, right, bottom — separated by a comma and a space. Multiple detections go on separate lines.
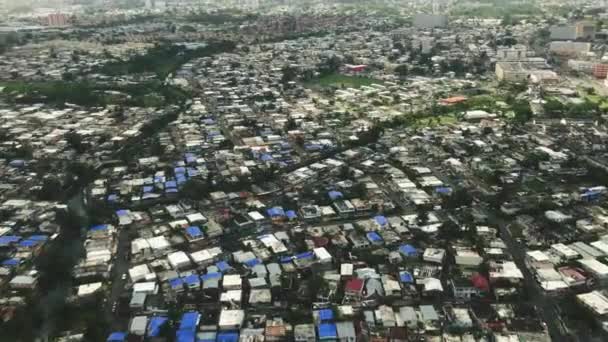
2, 1, 608, 341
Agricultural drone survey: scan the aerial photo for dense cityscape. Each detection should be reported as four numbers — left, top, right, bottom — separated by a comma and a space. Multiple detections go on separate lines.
1, 0, 608, 341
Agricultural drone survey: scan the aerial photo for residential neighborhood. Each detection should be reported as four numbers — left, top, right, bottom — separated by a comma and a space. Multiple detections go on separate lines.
1, 0, 608, 341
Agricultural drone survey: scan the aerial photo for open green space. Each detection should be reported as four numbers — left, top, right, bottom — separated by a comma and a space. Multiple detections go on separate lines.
451, 0, 542, 18
0, 80, 189, 108
98, 40, 236, 78
304, 73, 382, 89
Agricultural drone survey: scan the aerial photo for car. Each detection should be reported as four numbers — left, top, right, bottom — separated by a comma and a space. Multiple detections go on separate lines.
121, 273, 127, 280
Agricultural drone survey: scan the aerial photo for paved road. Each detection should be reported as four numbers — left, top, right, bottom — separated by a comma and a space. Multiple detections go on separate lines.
106, 227, 131, 331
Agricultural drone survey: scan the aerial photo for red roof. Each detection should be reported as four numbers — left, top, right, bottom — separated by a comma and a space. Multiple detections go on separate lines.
440, 96, 467, 105
471, 273, 490, 292
345, 278, 365, 294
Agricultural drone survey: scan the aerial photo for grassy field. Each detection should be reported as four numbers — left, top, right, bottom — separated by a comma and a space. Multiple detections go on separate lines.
305, 73, 381, 89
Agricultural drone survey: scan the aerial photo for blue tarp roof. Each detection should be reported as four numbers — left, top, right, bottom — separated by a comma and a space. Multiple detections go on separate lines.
148, 316, 168, 337
107, 332, 127, 342
9, 160, 25, 167
216, 261, 231, 272
28, 235, 47, 241
175, 167, 186, 174
328, 191, 343, 200
116, 210, 129, 217
280, 256, 293, 264
179, 312, 200, 331
0, 236, 21, 246
374, 215, 388, 226
18, 239, 40, 248
176, 329, 196, 342
154, 176, 165, 183
318, 323, 338, 339
317, 308, 334, 321
2, 258, 20, 266
295, 251, 314, 260
166, 181, 177, 188
184, 274, 201, 286
244, 258, 261, 267
186, 226, 203, 238
216, 331, 239, 342
286, 210, 297, 219
89, 224, 109, 231
400, 271, 414, 283
143, 185, 154, 193
267, 207, 285, 217
399, 244, 417, 256
260, 154, 273, 161
367, 232, 383, 243
107, 194, 118, 202
166, 188, 179, 193
436, 187, 452, 194
169, 277, 185, 289
200, 272, 221, 281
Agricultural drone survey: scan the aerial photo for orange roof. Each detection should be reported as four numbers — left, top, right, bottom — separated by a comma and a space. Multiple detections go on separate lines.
441, 96, 467, 104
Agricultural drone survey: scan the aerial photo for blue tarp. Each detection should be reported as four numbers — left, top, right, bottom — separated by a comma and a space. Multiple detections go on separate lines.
400, 271, 414, 283
374, 215, 388, 227
267, 207, 285, 217
244, 258, 261, 267
107, 332, 127, 342
175, 167, 186, 174
179, 312, 200, 331
200, 272, 221, 281
148, 316, 168, 337
216, 261, 231, 273
295, 251, 314, 260
328, 191, 343, 200
186, 226, 203, 238
436, 187, 452, 194
154, 176, 165, 183
166, 181, 177, 188
367, 232, 383, 243
317, 308, 334, 321
143, 185, 154, 193
116, 210, 129, 217
318, 323, 338, 339
28, 235, 47, 241
2, 258, 20, 266
169, 277, 185, 289
9, 160, 25, 167
89, 224, 109, 231
166, 188, 179, 193
280, 256, 293, 264
216, 331, 239, 342
18, 239, 40, 248
184, 274, 201, 287
260, 154, 273, 161
107, 194, 118, 202
0, 236, 21, 246
286, 210, 297, 220
176, 329, 196, 342
399, 244, 418, 257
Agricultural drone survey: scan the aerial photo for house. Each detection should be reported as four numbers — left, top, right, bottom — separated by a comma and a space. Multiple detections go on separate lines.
218, 309, 244, 330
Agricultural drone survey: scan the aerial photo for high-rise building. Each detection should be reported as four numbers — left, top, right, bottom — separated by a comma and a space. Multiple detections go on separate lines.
47, 13, 68, 27
413, 14, 448, 29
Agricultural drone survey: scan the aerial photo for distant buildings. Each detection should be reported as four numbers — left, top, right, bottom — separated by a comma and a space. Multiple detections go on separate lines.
549, 41, 592, 57
550, 21, 596, 41
413, 14, 448, 29
46, 13, 68, 27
